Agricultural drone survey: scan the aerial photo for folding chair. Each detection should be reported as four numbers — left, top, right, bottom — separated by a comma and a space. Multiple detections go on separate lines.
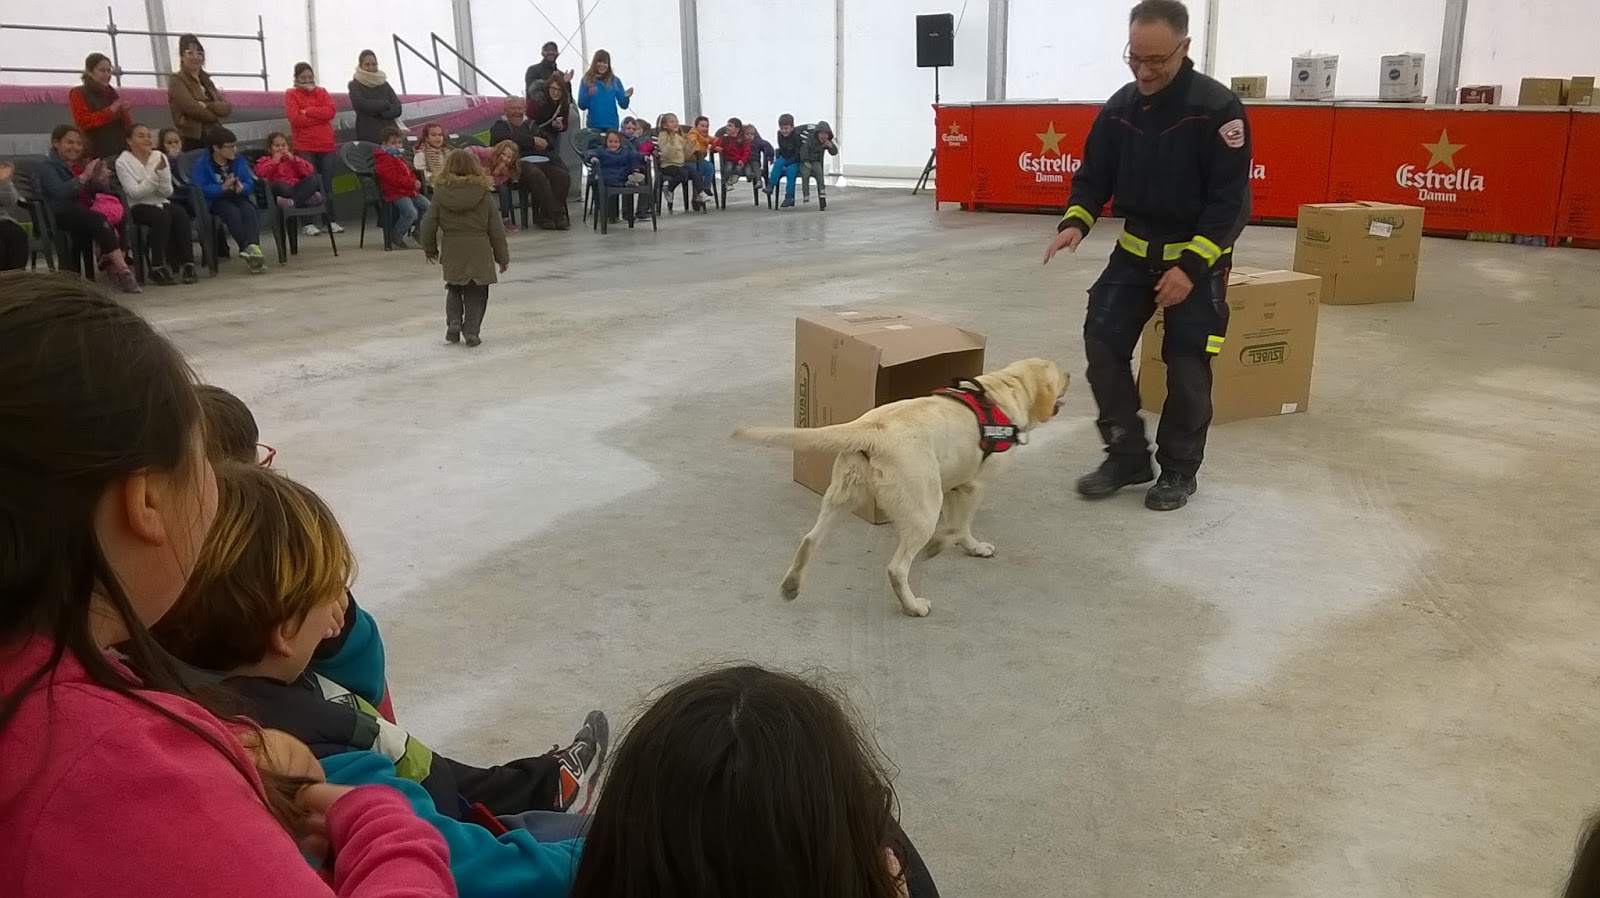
253, 157, 340, 265
11, 162, 58, 271
588, 173, 656, 235
179, 149, 231, 276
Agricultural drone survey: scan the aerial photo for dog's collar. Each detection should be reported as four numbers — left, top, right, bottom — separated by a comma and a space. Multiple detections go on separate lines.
935, 378, 1024, 459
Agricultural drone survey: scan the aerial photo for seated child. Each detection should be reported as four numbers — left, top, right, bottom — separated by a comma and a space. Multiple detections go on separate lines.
799, 119, 839, 210
374, 126, 431, 248
467, 140, 522, 232
152, 462, 606, 897
654, 113, 699, 211
747, 123, 775, 184
414, 122, 449, 188
687, 115, 716, 204
157, 126, 197, 216
717, 117, 756, 187
253, 131, 325, 210
569, 664, 942, 898
770, 113, 804, 208
585, 129, 648, 223
191, 125, 265, 272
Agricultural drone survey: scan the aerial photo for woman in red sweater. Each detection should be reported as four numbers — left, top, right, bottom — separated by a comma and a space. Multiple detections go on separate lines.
0, 275, 457, 898
286, 62, 345, 236
69, 52, 134, 159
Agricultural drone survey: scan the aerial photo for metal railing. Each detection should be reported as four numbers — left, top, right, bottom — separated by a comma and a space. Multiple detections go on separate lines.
0, 7, 268, 89
393, 31, 510, 97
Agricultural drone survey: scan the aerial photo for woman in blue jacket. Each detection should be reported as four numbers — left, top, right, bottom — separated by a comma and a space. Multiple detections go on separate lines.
575, 49, 631, 152
36, 124, 141, 292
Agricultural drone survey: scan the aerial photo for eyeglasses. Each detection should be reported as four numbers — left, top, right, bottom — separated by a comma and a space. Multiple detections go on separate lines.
256, 443, 276, 467
1123, 42, 1186, 70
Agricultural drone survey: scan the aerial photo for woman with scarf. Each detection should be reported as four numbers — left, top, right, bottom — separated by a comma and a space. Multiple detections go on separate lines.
167, 34, 231, 152
69, 53, 134, 160
348, 50, 404, 145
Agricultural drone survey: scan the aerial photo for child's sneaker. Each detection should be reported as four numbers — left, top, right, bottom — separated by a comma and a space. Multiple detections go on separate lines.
302, 223, 322, 237
464, 334, 482, 347
445, 322, 461, 344
328, 221, 346, 234
244, 245, 266, 273
553, 710, 609, 814
781, 196, 796, 208
803, 194, 812, 204
819, 196, 827, 212
502, 216, 519, 233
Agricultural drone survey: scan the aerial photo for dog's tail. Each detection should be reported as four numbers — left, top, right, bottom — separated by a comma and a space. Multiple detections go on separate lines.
732, 421, 881, 455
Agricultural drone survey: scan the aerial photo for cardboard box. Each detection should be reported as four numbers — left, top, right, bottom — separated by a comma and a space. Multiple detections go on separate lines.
1519, 77, 1569, 106
1379, 52, 1426, 101
1569, 76, 1596, 107
1292, 202, 1424, 305
792, 310, 986, 523
1231, 75, 1268, 99
1139, 268, 1322, 425
1458, 84, 1502, 105
1290, 54, 1339, 100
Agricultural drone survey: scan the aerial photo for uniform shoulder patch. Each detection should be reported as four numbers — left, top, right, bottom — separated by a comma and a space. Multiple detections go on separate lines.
1218, 118, 1246, 149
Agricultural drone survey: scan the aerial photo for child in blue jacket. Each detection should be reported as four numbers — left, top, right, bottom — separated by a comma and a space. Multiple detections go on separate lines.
586, 129, 649, 223
189, 126, 265, 272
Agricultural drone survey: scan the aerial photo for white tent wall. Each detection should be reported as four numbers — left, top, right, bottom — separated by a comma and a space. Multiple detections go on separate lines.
699, 0, 837, 150
470, 0, 582, 98
842, 1, 988, 178
160, 2, 309, 90
1459, 0, 1596, 94
309, 0, 456, 96
1006, 0, 1210, 103
1207, 0, 1446, 100
0, 0, 159, 88
577, 0, 685, 128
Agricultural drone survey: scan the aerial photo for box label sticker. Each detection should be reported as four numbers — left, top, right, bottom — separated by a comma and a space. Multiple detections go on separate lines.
1368, 220, 1394, 238
1280, 403, 1299, 415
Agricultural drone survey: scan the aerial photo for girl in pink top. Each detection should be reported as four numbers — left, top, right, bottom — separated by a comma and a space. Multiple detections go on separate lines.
0, 273, 457, 898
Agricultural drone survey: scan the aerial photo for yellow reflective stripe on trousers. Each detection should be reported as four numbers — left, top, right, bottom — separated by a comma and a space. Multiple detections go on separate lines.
1206, 335, 1225, 354
1062, 205, 1096, 229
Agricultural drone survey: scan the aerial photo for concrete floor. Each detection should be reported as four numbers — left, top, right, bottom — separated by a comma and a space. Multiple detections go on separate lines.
152, 191, 1600, 897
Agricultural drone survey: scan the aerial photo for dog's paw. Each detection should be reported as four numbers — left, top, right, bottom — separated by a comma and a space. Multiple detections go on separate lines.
961, 540, 996, 558
780, 577, 800, 601
902, 596, 932, 617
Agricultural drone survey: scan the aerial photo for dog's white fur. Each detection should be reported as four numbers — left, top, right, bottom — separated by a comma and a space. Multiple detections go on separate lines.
734, 358, 1069, 617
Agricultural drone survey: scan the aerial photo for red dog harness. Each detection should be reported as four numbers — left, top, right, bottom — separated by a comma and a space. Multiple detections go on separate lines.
935, 378, 1020, 459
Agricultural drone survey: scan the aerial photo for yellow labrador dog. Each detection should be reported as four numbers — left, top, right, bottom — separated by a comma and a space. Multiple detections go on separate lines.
734, 358, 1068, 617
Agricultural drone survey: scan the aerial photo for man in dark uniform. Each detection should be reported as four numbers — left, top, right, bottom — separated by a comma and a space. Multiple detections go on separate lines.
1043, 0, 1251, 511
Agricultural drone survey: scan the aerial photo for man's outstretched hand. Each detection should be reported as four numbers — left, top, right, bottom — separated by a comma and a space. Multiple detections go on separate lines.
1043, 227, 1083, 264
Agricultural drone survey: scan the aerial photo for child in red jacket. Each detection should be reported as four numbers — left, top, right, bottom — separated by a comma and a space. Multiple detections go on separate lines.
253, 132, 324, 210
717, 117, 756, 187
374, 126, 430, 248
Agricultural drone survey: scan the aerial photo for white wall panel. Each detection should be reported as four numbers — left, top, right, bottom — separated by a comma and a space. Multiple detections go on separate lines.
577, 0, 685, 127
1007, 0, 1210, 103
699, 0, 836, 148
308, 0, 455, 96
1209, 0, 1445, 100
1459, 0, 1596, 95
162, 2, 310, 90
471, 0, 582, 97
843, 0, 988, 176
0, 0, 158, 87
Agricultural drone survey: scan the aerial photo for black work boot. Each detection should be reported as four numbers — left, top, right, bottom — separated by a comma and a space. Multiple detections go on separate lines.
1144, 471, 1198, 511
1075, 456, 1155, 499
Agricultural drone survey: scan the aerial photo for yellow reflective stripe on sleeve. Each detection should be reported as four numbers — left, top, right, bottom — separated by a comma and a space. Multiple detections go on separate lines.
1116, 231, 1150, 257
1189, 235, 1224, 264
1162, 243, 1185, 261
1206, 335, 1225, 354
1062, 205, 1096, 229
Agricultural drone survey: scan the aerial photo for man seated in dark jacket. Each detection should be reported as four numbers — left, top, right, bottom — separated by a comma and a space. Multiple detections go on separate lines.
490, 97, 570, 230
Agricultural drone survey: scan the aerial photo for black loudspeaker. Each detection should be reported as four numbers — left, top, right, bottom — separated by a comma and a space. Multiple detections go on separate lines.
916, 13, 955, 68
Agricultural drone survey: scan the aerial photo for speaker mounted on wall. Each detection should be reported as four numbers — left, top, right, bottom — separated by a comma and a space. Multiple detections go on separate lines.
916, 13, 955, 69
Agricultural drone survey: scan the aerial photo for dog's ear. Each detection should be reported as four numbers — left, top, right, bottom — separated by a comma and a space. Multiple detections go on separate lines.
1029, 361, 1060, 423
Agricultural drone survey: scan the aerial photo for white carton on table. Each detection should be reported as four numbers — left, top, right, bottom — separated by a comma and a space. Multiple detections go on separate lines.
1291, 54, 1339, 101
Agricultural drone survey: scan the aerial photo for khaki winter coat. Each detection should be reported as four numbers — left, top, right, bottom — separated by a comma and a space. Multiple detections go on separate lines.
167, 69, 232, 141
419, 172, 509, 286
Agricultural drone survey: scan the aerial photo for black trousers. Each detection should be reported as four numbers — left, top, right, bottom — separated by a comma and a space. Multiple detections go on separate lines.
1083, 249, 1231, 477
268, 175, 324, 206
517, 161, 571, 222
129, 203, 194, 269
0, 219, 27, 270
445, 281, 490, 335
439, 754, 563, 816
51, 203, 119, 255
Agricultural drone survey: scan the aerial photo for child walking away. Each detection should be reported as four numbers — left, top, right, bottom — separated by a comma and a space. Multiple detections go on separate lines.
800, 120, 839, 210
770, 113, 804, 207
420, 149, 508, 347
374, 126, 430, 249
253, 131, 324, 211
569, 665, 942, 898
414, 122, 448, 188
585, 130, 649, 225
687, 115, 716, 206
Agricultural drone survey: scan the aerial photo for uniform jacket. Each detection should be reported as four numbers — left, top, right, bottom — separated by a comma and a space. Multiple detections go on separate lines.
167, 69, 232, 141
1059, 57, 1252, 285
284, 85, 338, 153
419, 171, 510, 285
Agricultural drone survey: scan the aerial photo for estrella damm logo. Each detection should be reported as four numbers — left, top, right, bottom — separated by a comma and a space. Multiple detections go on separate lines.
1241, 342, 1289, 366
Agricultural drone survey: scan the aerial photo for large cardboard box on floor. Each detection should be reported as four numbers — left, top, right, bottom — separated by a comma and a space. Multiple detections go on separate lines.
793, 310, 986, 523
1138, 268, 1323, 425
1292, 202, 1424, 305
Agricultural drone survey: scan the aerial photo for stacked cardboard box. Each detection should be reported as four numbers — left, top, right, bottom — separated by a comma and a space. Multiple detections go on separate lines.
1291, 55, 1339, 100
1458, 85, 1503, 105
1230, 75, 1267, 99
1379, 53, 1426, 101
1292, 202, 1424, 305
1139, 268, 1323, 424
1519, 77, 1569, 106
791, 310, 986, 523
